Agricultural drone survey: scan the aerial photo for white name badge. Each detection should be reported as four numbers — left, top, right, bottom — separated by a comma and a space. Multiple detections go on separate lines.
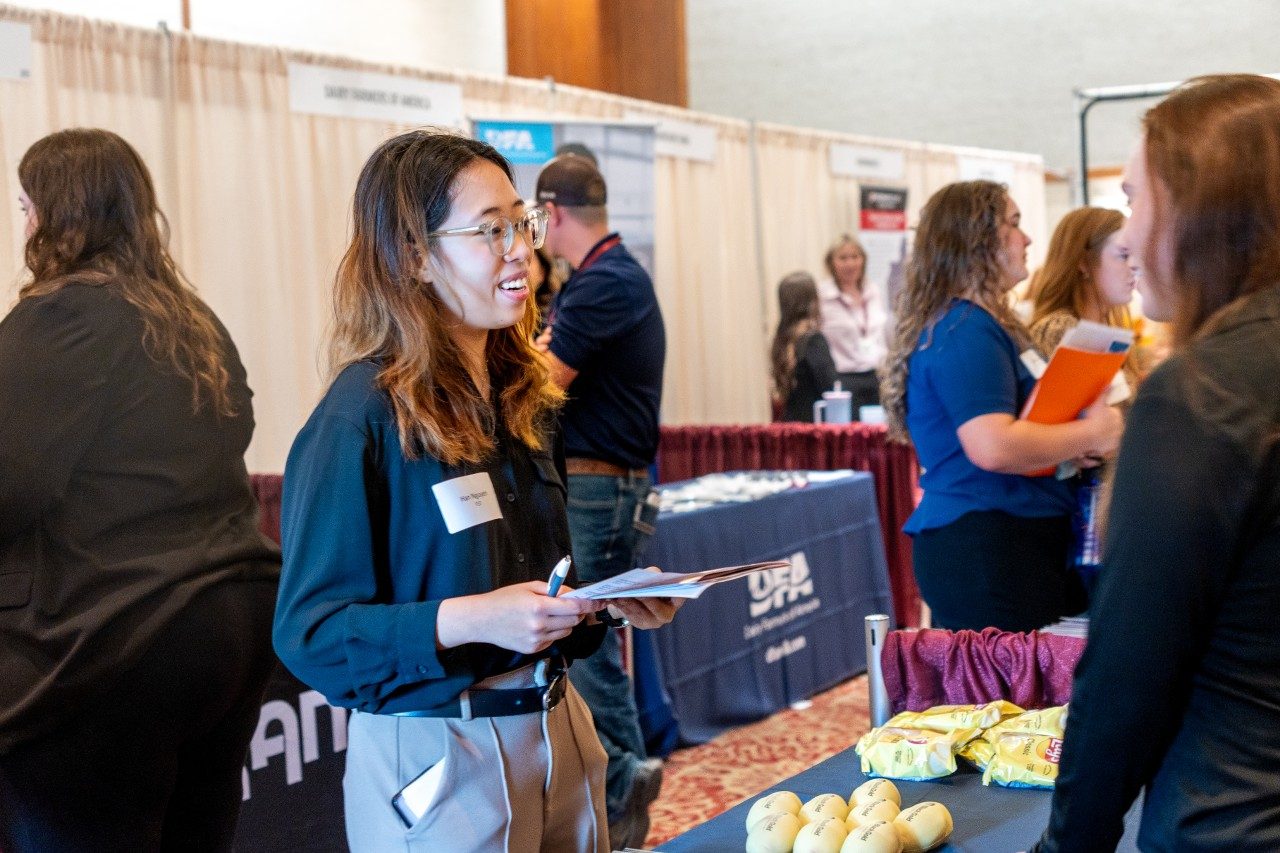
432, 472, 503, 534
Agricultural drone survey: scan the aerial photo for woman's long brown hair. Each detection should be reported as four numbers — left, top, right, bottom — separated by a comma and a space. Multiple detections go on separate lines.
331, 129, 563, 464
1030, 206, 1128, 330
1142, 74, 1280, 346
19, 128, 234, 416
880, 180, 1030, 442
769, 271, 821, 401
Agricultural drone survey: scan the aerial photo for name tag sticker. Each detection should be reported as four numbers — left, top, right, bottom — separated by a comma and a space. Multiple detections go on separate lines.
1020, 349, 1048, 379
432, 472, 503, 533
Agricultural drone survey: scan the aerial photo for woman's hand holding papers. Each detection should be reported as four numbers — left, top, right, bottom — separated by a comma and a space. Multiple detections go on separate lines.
601, 567, 684, 629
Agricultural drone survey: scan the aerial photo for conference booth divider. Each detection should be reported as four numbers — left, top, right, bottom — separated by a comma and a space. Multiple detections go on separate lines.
0, 3, 1046, 476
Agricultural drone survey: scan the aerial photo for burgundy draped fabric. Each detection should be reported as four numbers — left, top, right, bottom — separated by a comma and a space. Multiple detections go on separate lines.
881, 628, 1085, 713
249, 473, 283, 546
657, 423, 921, 627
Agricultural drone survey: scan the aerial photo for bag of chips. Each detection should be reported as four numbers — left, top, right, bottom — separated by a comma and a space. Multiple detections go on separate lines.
881, 701, 1023, 733
981, 732, 1065, 789
856, 726, 979, 780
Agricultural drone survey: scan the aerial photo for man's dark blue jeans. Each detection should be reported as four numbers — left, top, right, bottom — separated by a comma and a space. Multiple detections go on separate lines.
564, 471, 659, 823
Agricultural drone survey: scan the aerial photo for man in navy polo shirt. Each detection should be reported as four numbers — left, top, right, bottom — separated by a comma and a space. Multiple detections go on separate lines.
535, 153, 667, 850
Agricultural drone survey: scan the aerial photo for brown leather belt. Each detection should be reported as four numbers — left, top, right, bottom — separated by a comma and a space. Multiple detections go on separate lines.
565, 457, 647, 478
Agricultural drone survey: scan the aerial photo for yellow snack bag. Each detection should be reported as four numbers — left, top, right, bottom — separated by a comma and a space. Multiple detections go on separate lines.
856, 726, 978, 780
982, 732, 1064, 789
883, 701, 1023, 733
956, 736, 995, 770
1004, 705, 1068, 735
960, 704, 1068, 772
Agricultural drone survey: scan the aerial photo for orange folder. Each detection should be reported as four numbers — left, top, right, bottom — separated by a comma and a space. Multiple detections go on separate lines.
1020, 346, 1127, 476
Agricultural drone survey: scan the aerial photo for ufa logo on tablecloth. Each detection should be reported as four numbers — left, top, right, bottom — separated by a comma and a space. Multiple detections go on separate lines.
748, 551, 814, 618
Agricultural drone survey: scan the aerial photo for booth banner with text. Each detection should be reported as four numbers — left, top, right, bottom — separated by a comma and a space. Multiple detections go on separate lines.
859, 185, 909, 312
287, 62, 464, 128
0, 21, 32, 80
236, 665, 348, 851
829, 143, 906, 182
472, 119, 656, 274
623, 110, 717, 163
958, 155, 1017, 187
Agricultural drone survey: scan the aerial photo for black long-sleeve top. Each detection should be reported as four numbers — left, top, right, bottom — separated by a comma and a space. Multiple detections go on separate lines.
273, 360, 605, 714
782, 331, 838, 422
1033, 283, 1280, 852
0, 283, 280, 751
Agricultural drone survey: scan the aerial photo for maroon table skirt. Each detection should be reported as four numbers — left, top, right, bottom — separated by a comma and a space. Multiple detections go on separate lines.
882, 627, 1085, 713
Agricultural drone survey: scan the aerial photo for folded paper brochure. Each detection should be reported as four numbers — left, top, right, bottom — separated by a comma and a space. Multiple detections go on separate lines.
562, 560, 791, 600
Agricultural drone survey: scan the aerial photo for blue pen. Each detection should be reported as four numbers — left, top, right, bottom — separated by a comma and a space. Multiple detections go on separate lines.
545, 555, 572, 597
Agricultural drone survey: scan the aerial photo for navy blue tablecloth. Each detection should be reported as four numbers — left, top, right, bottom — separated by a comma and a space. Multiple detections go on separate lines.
640, 472, 894, 745
660, 744, 1141, 852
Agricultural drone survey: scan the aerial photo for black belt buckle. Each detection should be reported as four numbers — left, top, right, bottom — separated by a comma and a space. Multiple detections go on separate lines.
542, 671, 565, 711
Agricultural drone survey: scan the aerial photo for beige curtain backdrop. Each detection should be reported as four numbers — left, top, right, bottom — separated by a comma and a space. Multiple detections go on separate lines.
0, 4, 1043, 472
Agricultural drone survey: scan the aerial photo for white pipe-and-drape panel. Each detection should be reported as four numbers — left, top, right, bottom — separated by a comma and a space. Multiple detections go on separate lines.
0, 5, 1043, 472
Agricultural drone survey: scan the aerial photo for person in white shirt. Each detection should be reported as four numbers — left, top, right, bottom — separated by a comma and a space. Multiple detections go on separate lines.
818, 234, 888, 417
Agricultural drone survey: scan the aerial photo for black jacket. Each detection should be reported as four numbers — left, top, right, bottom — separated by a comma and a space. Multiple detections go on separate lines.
1035, 283, 1280, 851
0, 283, 279, 752
782, 331, 838, 422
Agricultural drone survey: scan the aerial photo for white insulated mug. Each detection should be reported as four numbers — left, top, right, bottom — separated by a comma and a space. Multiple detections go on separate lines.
812, 383, 853, 424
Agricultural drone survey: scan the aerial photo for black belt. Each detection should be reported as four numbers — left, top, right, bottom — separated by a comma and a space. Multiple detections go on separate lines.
393, 661, 566, 721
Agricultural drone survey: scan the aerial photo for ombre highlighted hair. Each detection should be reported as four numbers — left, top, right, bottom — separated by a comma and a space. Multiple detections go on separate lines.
330, 128, 563, 464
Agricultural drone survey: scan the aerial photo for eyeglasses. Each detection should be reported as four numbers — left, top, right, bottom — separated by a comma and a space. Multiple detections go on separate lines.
427, 207, 548, 257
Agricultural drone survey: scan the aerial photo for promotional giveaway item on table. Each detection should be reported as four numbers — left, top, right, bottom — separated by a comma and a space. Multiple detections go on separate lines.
665, 737, 1142, 852
743, 782, 953, 853
856, 702, 1068, 790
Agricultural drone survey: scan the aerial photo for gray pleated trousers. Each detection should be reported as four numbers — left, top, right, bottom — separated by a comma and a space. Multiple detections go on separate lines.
343, 664, 609, 852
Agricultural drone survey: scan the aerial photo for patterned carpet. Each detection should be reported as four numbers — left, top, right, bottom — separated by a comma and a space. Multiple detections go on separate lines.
644, 675, 871, 848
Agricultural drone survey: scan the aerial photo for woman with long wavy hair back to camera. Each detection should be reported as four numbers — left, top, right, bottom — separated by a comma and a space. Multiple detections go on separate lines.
1033, 73, 1280, 853
272, 129, 678, 852
880, 180, 1122, 632
0, 129, 280, 852
770, 271, 837, 421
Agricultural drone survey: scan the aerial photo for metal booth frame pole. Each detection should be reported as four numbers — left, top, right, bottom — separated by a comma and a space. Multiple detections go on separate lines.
1074, 74, 1280, 206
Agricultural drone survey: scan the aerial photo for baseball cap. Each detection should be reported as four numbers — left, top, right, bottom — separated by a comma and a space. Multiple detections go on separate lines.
535, 155, 608, 207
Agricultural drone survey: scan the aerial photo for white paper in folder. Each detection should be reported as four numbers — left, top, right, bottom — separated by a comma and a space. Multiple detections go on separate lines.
561, 560, 790, 600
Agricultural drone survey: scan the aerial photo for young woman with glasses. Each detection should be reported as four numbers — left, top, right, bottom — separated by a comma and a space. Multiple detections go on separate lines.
273, 129, 674, 852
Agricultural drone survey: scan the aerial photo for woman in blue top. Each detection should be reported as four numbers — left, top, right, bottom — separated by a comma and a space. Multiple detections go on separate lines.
880, 181, 1122, 631
273, 130, 678, 852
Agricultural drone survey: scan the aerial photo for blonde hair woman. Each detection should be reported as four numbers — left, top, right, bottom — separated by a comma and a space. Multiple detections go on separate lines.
819, 233, 886, 415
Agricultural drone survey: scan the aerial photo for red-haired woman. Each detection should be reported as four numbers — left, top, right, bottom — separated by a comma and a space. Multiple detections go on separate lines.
0, 129, 279, 851
1035, 73, 1280, 852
